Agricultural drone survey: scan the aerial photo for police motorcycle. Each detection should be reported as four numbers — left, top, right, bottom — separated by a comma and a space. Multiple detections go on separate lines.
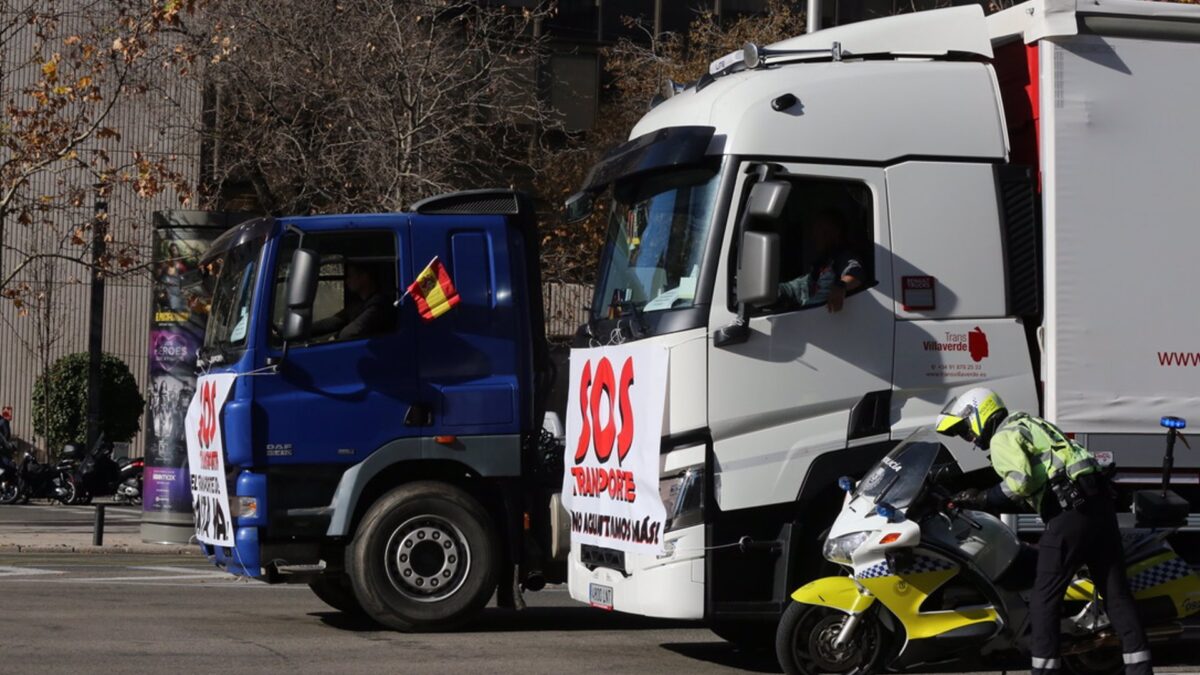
776, 419, 1200, 675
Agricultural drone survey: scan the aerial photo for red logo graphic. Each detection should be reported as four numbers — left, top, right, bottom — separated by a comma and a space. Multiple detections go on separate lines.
968, 327, 989, 363
197, 380, 218, 449
574, 356, 636, 466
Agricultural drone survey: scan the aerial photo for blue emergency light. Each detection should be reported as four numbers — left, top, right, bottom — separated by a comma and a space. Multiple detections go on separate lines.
876, 502, 897, 520
1161, 416, 1187, 430
838, 476, 854, 493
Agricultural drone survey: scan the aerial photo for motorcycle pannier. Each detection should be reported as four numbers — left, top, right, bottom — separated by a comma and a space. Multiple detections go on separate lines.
1133, 489, 1189, 528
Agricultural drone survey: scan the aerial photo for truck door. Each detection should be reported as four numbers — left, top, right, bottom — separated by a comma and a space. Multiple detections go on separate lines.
255, 224, 419, 465
707, 164, 895, 513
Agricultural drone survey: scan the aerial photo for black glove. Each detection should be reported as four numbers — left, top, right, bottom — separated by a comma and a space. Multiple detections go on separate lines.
951, 488, 984, 510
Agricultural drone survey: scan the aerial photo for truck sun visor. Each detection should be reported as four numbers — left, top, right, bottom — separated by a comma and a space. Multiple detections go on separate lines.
200, 216, 277, 267
582, 126, 715, 192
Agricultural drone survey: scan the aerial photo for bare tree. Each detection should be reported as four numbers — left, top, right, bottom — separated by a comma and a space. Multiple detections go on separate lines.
0, 0, 195, 307
195, 0, 561, 215
533, 1, 807, 285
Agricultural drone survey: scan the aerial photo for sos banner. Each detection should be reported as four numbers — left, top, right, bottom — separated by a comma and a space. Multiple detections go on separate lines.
562, 343, 669, 555
184, 372, 237, 547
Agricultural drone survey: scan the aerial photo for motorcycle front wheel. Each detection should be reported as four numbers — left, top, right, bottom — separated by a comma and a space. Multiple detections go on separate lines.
0, 480, 18, 504
775, 602, 890, 675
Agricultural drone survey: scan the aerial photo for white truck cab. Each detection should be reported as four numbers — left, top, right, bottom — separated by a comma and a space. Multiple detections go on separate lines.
565, 0, 1200, 637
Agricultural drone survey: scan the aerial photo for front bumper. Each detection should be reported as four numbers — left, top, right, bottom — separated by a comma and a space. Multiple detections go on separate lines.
567, 523, 705, 619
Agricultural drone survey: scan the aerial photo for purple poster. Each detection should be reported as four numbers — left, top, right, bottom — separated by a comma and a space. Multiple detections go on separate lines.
144, 224, 220, 517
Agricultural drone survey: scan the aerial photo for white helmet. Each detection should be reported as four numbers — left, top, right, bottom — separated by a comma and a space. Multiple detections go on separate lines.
936, 387, 1007, 446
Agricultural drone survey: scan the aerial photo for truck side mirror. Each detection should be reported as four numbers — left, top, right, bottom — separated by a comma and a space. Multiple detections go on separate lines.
563, 191, 595, 224
737, 231, 780, 307
747, 180, 791, 221
280, 248, 319, 342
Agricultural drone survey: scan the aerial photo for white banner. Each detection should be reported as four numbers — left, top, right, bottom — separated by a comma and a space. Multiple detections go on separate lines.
185, 372, 237, 547
562, 343, 669, 555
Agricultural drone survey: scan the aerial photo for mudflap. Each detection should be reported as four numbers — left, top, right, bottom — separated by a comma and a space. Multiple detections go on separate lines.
791, 575, 876, 615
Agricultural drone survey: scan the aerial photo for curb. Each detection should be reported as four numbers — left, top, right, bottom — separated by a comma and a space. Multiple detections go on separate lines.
0, 543, 199, 555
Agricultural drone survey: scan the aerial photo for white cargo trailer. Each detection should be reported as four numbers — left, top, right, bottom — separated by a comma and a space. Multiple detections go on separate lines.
561, 0, 1200, 641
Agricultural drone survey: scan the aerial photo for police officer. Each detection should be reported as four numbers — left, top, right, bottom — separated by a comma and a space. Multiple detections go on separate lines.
936, 387, 1152, 675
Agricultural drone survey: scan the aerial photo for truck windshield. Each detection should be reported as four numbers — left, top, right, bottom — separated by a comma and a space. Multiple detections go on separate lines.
201, 239, 264, 363
591, 163, 721, 322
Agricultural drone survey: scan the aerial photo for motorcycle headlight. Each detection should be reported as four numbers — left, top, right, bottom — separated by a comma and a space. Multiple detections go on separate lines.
659, 466, 704, 533
823, 531, 869, 565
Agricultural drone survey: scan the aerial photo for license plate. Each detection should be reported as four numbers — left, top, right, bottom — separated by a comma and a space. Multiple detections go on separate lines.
589, 583, 613, 611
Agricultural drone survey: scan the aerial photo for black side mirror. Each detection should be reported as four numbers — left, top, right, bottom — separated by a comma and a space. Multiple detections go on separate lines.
563, 191, 595, 224
737, 231, 780, 307
280, 248, 319, 342
746, 180, 792, 221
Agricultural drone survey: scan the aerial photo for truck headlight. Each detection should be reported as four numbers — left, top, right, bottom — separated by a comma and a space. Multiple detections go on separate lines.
659, 466, 704, 533
823, 532, 869, 565
229, 496, 258, 520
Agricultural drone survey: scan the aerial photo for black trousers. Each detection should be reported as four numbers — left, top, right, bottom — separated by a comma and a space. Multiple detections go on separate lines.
1030, 474, 1152, 675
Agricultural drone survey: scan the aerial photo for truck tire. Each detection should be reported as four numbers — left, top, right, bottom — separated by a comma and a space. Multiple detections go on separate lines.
347, 481, 498, 632
308, 574, 369, 617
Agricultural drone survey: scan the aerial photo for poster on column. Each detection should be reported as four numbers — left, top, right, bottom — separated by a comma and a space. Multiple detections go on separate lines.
144, 223, 222, 517
562, 342, 669, 555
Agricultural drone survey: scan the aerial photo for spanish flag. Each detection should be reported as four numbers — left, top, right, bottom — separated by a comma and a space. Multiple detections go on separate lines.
407, 256, 460, 321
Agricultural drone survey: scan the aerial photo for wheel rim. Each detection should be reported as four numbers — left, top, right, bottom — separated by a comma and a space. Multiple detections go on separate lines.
791, 608, 882, 674
383, 514, 471, 603
0, 481, 17, 503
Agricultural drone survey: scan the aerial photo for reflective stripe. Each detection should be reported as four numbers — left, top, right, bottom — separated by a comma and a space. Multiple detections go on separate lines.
1123, 650, 1152, 664
1031, 656, 1060, 669
1000, 480, 1020, 500
1066, 458, 1098, 476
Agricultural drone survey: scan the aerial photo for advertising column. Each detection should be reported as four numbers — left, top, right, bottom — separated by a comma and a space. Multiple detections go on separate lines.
141, 211, 245, 545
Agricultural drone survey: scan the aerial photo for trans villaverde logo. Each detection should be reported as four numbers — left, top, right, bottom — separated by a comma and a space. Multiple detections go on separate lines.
923, 326, 990, 363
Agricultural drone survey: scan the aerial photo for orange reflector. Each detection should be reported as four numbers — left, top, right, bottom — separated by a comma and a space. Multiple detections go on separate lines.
434, 435, 457, 445
879, 532, 902, 545
523, 512, 531, 531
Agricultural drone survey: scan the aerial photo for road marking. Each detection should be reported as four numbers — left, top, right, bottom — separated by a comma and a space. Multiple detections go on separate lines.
129, 566, 222, 575
0, 566, 64, 577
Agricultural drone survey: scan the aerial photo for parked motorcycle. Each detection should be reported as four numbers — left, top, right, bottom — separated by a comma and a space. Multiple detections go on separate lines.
9, 451, 76, 504
776, 418, 1200, 675
0, 452, 18, 504
68, 437, 144, 505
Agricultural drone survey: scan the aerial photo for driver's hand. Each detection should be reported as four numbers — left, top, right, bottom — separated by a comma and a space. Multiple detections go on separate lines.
827, 286, 846, 313
951, 488, 984, 510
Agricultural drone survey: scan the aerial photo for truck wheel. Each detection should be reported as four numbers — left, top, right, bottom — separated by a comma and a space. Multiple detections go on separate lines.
347, 481, 498, 632
308, 574, 369, 617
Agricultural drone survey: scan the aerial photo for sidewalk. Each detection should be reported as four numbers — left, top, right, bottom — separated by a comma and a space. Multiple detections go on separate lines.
0, 529, 199, 555
0, 502, 199, 555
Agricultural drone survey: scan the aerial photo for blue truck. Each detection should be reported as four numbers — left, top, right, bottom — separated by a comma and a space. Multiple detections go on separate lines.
190, 190, 563, 630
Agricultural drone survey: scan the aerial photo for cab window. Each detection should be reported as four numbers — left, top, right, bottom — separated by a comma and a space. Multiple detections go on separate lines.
765, 178, 874, 313
271, 231, 398, 345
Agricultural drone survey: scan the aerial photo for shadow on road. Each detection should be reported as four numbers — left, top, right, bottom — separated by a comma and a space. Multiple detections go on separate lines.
660, 642, 781, 673
312, 605, 697, 633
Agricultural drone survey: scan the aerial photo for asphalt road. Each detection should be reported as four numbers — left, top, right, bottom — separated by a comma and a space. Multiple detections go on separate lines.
2, 505, 1200, 674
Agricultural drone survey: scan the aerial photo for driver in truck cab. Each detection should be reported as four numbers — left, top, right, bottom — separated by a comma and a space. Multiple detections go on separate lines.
937, 387, 1152, 675
310, 260, 395, 341
776, 210, 864, 312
